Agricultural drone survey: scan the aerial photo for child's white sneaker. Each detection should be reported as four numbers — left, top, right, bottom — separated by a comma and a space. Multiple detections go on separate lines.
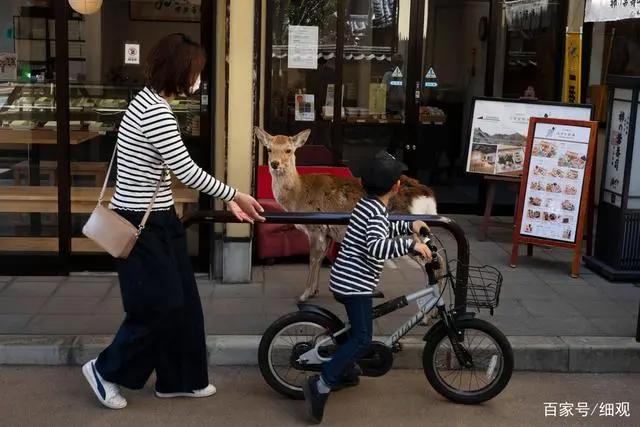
155, 384, 217, 398
82, 359, 127, 409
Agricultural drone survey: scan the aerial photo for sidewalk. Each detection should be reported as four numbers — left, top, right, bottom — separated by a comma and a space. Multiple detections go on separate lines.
0, 215, 638, 370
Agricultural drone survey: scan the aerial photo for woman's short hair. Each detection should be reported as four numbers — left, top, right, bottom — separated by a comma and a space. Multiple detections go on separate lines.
145, 33, 205, 97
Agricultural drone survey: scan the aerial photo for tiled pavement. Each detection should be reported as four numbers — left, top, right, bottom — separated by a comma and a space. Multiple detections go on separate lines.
0, 215, 638, 337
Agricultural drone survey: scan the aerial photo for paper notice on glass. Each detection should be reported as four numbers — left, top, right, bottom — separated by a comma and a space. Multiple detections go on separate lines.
288, 26, 318, 69
0, 53, 17, 80
369, 84, 387, 115
295, 94, 315, 121
124, 43, 141, 65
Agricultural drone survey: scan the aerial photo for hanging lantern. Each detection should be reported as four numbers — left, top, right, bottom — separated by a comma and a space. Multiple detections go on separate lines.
68, 0, 103, 15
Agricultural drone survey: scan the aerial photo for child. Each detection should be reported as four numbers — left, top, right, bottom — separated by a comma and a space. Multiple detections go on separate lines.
303, 151, 432, 423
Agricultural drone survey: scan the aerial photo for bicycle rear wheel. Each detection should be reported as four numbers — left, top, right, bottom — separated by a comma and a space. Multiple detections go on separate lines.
422, 318, 513, 404
258, 312, 339, 399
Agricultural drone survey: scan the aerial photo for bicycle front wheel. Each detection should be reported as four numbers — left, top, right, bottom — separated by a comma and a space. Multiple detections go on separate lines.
422, 318, 513, 404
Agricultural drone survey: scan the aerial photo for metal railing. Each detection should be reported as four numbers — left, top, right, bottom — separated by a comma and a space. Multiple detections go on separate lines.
183, 211, 470, 313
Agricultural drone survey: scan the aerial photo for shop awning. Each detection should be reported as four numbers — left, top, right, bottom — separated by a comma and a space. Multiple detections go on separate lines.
272, 45, 393, 62
585, 0, 640, 22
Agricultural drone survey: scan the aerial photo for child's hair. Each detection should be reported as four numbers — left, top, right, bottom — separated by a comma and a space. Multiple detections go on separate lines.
363, 181, 396, 197
360, 150, 406, 197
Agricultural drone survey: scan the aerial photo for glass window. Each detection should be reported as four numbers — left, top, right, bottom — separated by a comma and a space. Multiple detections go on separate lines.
0, 0, 59, 254
268, 0, 337, 158
502, 2, 565, 101
607, 20, 640, 77
66, 0, 203, 256
340, 0, 410, 176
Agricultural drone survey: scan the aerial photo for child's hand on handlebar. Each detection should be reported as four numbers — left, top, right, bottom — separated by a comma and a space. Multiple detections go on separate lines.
412, 220, 429, 236
411, 242, 432, 261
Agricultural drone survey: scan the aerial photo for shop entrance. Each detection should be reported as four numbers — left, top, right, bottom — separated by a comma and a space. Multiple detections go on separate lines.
265, 0, 493, 213
0, 0, 216, 274
409, 0, 490, 209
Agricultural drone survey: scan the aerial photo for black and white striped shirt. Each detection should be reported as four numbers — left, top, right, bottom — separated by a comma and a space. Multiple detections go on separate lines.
329, 197, 414, 296
109, 87, 236, 211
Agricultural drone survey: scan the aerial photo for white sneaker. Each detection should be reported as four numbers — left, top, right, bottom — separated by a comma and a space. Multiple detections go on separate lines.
155, 384, 217, 399
82, 359, 128, 409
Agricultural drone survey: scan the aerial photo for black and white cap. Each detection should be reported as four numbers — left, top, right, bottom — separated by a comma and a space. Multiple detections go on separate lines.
361, 151, 407, 193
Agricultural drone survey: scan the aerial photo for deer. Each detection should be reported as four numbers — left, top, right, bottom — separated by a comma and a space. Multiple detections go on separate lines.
254, 127, 438, 302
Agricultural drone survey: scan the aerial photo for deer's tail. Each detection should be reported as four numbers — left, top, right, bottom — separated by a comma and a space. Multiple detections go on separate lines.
399, 175, 438, 215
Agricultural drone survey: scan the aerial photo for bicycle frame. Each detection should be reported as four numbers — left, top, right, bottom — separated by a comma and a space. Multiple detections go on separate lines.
296, 282, 446, 365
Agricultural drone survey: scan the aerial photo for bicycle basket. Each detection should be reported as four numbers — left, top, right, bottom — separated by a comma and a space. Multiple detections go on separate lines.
446, 260, 503, 314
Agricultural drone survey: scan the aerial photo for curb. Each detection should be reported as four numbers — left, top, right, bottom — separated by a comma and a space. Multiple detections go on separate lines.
0, 335, 638, 373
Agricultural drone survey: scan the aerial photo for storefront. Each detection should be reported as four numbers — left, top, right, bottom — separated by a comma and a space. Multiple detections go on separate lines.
0, 0, 597, 277
0, 0, 220, 274
263, 0, 575, 213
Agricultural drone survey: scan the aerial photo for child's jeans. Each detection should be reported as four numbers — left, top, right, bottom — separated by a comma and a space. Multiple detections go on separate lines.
321, 294, 373, 388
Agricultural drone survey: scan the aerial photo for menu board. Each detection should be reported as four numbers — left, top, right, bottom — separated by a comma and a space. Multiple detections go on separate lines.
466, 98, 592, 177
511, 118, 598, 277
520, 123, 592, 243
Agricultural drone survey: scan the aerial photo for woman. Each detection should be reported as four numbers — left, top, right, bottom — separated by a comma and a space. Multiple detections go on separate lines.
82, 33, 264, 409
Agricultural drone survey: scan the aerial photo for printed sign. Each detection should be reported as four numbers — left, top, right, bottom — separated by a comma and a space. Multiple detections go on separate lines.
511, 118, 598, 277
424, 67, 438, 88
130, 0, 201, 22
288, 26, 318, 70
562, 32, 582, 104
124, 43, 140, 65
603, 99, 631, 203
389, 66, 403, 86
585, 0, 640, 22
295, 94, 315, 121
520, 123, 591, 243
466, 98, 592, 177
368, 83, 387, 115
628, 99, 640, 199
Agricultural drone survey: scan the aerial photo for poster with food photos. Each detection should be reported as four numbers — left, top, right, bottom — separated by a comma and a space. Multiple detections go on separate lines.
466, 98, 592, 177
520, 122, 592, 243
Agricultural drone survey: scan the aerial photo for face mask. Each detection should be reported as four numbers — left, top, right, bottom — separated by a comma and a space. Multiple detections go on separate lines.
190, 75, 201, 95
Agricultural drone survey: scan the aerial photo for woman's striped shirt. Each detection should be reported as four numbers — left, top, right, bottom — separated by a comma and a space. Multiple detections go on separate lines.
109, 87, 236, 211
329, 197, 414, 296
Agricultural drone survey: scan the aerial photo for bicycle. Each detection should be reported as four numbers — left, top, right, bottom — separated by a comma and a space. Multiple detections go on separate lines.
258, 228, 514, 404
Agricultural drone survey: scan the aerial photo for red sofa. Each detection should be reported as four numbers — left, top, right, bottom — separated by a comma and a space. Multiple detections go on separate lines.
255, 164, 353, 262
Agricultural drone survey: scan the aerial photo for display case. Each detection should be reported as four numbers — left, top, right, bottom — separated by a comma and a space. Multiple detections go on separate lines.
0, 82, 201, 259
0, 82, 200, 137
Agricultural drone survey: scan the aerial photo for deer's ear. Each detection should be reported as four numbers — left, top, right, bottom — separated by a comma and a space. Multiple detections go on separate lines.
292, 129, 311, 148
254, 127, 273, 148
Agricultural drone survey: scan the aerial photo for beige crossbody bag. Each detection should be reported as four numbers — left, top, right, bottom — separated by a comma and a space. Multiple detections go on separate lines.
82, 145, 165, 259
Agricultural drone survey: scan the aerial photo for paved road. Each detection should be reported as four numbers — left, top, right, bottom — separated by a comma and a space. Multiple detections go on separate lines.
0, 367, 638, 426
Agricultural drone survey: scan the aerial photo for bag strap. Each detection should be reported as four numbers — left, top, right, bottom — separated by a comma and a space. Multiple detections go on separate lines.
98, 144, 166, 233
137, 166, 165, 232
97, 144, 117, 205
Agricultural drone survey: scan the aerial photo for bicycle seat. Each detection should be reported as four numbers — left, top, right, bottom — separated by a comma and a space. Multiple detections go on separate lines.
372, 290, 385, 299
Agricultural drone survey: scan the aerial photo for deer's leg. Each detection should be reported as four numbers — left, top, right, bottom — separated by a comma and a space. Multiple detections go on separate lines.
300, 230, 328, 302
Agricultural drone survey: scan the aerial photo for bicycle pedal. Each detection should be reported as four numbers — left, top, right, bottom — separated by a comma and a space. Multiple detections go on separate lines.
391, 342, 403, 353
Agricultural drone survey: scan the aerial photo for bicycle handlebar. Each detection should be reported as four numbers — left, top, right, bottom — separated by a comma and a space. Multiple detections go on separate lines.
182, 211, 470, 313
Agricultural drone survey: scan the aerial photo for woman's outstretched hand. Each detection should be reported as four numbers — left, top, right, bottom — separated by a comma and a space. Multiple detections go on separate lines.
228, 192, 265, 224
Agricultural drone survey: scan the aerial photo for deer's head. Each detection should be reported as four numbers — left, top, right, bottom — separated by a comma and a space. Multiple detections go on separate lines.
254, 127, 310, 176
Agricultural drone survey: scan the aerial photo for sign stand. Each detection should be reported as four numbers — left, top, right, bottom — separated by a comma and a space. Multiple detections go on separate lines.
510, 118, 598, 278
